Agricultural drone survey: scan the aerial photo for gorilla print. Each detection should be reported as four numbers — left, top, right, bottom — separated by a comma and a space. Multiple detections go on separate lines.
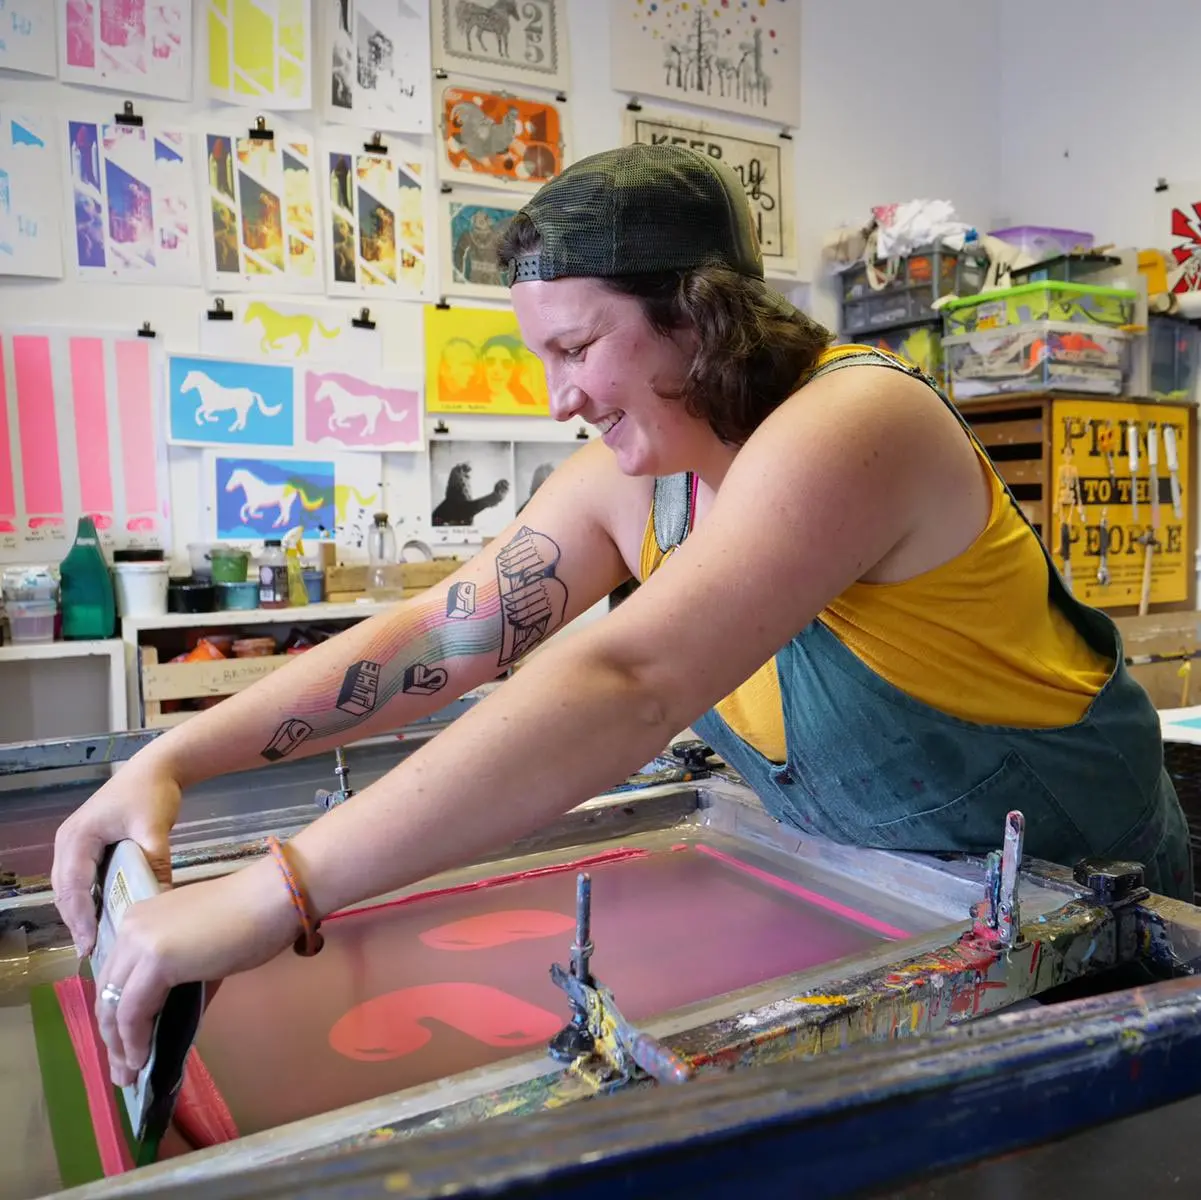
429, 440, 516, 538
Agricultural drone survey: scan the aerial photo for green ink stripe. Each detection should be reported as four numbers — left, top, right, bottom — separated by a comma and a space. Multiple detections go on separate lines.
30, 983, 105, 1188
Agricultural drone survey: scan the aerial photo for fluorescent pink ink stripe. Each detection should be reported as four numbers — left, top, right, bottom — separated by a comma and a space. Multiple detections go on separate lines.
70, 337, 115, 517
53, 977, 134, 1176
0, 338, 16, 524
115, 338, 158, 521
13, 335, 63, 518
693, 844, 912, 941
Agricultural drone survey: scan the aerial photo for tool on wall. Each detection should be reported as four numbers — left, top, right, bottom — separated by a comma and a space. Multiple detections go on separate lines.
1127, 421, 1140, 522
1147, 421, 1161, 532
1163, 423, 1184, 520
1137, 528, 1161, 617
548, 873, 694, 1090
1096, 420, 1119, 499
1096, 508, 1111, 587
1053, 436, 1086, 592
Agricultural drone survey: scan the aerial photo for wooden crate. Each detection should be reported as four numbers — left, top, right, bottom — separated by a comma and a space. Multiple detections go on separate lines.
325, 559, 462, 604
958, 392, 1197, 615
139, 645, 294, 728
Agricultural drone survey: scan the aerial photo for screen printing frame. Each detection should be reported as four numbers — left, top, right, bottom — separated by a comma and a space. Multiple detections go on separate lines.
16, 767, 1201, 1200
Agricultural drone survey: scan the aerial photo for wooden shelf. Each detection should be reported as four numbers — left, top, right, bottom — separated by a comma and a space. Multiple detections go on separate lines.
121, 600, 392, 637
0, 638, 122, 663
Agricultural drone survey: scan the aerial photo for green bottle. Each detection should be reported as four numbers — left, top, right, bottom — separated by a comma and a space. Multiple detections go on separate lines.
59, 517, 116, 639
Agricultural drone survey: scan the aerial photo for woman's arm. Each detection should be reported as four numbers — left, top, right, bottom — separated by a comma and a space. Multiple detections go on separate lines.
138, 444, 631, 789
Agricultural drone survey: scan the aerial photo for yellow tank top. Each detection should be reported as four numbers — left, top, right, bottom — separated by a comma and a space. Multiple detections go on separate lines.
638, 347, 1114, 764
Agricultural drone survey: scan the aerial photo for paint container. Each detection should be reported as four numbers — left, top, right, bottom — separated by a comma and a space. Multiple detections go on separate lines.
302, 568, 324, 604
167, 581, 217, 614
216, 582, 259, 612
187, 543, 224, 580
209, 548, 249, 584
112, 562, 169, 619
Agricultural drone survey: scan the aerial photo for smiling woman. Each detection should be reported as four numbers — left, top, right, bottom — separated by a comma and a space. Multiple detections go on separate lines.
50, 143, 1192, 1102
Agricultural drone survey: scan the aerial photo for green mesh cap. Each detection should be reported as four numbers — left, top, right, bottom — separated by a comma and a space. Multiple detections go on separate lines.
507, 143, 764, 285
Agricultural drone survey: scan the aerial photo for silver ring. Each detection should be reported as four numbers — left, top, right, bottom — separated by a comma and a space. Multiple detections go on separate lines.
100, 982, 122, 1005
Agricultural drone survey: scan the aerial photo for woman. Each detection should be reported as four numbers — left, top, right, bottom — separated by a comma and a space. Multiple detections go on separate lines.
53, 144, 1190, 1088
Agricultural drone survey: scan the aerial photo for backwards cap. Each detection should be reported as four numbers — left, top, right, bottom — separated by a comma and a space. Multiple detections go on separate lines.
506, 142, 764, 285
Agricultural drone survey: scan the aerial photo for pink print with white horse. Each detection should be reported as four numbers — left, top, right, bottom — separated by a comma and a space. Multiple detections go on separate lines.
303, 368, 422, 453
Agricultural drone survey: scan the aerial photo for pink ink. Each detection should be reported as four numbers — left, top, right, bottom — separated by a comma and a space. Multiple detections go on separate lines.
13, 336, 63, 520
126, 515, 156, 532
692, 844, 912, 940
304, 368, 420, 449
115, 338, 159, 525
28, 516, 65, 529
70, 337, 115, 519
325, 848, 651, 925
329, 983, 562, 1062
52, 977, 133, 1176
419, 909, 574, 951
0, 339, 16, 526
172, 1048, 239, 1148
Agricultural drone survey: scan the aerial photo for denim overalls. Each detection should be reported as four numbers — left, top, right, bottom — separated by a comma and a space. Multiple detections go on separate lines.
658, 349, 1193, 900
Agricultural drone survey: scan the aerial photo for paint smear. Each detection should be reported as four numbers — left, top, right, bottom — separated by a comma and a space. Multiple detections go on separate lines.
419, 910, 575, 951
69, 337, 114, 519
328, 983, 562, 1062
13, 334, 63, 520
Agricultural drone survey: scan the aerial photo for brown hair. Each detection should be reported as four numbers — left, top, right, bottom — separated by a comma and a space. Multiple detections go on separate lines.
498, 213, 833, 444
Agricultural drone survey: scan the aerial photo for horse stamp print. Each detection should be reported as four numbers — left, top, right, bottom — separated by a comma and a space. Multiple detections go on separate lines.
432, 0, 568, 92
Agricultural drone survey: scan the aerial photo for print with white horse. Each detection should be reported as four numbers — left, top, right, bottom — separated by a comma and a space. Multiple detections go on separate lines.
168, 354, 296, 447
303, 368, 421, 451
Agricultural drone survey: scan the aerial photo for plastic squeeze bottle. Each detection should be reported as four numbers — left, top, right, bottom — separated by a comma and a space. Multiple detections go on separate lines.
59, 516, 117, 638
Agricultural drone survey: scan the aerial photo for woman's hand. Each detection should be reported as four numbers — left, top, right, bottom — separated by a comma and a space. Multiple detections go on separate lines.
94, 857, 299, 1086
51, 754, 184, 957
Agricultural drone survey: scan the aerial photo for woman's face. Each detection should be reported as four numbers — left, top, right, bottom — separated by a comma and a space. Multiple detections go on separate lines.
511, 276, 714, 477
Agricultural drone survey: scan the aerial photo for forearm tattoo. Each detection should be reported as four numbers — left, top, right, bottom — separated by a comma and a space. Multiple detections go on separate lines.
260, 526, 569, 761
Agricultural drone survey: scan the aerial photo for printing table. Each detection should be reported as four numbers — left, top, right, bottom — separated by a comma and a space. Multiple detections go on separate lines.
3, 715, 1201, 1200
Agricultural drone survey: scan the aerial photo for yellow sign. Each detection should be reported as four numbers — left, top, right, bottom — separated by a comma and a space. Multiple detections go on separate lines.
423, 305, 550, 417
1049, 398, 1192, 608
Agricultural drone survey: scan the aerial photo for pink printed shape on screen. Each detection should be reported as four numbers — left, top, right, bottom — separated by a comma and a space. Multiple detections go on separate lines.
70, 337, 116, 524
418, 909, 575, 951
115, 337, 160, 533
304, 369, 420, 449
328, 983, 563, 1062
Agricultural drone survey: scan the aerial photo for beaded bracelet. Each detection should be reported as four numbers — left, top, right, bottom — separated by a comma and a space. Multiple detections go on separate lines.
265, 835, 325, 957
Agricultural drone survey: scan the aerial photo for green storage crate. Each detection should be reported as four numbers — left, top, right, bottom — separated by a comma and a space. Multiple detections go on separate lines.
941, 281, 1137, 336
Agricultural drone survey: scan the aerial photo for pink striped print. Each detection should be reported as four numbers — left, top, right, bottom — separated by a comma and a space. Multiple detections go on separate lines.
70, 337, 115, 526
115, 338, 159, 527
13, 335, 63, 523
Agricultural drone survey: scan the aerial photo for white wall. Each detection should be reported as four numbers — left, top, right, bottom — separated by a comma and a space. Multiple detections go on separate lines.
996, 0, 1200, 246
0, 0, 1005, 573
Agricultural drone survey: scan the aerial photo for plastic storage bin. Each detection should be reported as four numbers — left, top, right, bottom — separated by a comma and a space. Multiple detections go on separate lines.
7, 599, 58, 643
857, 320, 945, 388
1, 565, 58, 602
1010, 253, 1123, 286
943, 321, 1129, 400
989, 226, 1094, 260
1148, 314, 1201, 402
840, 243, 988, 334
941, 282, 1137, 336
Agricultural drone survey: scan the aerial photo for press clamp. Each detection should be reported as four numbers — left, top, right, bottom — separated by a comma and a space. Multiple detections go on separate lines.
972, 810, 1025, 949
315, 747, 354, 810
548, 873, 694, 1091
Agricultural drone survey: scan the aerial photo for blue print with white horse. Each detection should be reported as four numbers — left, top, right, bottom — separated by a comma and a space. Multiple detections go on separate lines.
168, 354, 295, 448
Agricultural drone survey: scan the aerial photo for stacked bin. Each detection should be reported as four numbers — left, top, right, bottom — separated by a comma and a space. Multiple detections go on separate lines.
839, 243, 990, 387
1, 565, 60, 644
940, 282, 1137, 400
1148, 313, 1201, 402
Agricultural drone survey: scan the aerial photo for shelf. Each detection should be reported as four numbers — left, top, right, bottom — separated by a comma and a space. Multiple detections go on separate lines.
0, 638, 123, 663
122, 601, 393, 636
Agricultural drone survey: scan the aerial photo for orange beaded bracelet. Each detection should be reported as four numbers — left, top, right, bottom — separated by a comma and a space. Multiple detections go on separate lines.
265, 835, 324, 957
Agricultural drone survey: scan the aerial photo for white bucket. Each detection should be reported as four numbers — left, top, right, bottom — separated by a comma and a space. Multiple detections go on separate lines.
112, 562, 169, 618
